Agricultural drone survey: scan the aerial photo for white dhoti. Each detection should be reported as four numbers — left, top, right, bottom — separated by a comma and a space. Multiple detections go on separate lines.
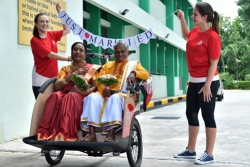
80, 92, 125, 134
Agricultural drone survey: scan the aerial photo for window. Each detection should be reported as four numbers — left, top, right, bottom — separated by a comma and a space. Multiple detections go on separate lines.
83, 19, 92, 52
101, 26, 109, 54
83, 0, 87, 11
101, 10, 108, 20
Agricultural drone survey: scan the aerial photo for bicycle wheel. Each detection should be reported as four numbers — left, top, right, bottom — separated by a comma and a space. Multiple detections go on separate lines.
126, 118, 143, 167
44, 150, 65, 166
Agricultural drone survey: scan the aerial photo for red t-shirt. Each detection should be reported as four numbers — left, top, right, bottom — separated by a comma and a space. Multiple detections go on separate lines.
186, 26, 221, 77
30, 30, 63, 78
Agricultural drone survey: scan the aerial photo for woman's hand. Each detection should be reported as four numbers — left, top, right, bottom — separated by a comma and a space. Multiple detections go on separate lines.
198, 84, 212, 102
177, 9, 185, 20
56, 2, 62, 14
74, 67, 88, 75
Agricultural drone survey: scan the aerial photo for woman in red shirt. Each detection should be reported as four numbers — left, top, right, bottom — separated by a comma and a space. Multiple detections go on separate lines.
31, 3, 71, 99
173, 2, 221, 165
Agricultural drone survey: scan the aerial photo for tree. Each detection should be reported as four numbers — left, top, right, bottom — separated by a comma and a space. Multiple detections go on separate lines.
237, 0, 250, 40
217, 0, 250, 81
222, 40, 250, 81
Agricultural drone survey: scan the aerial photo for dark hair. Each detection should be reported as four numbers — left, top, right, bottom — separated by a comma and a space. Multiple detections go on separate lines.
71, 42, 86, 52
195, 2, 220, 34
33, 13, 47, 38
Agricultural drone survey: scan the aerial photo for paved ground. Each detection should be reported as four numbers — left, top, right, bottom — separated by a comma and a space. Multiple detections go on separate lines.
0, 90, 249, 167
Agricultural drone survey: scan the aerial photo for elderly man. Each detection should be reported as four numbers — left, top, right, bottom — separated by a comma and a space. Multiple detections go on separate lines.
80, 41, 149, 142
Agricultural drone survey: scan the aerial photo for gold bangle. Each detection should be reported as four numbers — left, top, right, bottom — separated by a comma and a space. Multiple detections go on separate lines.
62, 79, 68, 85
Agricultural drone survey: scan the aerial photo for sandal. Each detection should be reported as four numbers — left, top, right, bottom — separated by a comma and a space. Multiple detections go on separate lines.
104, 137, 115, 142
82, 135, 96, 142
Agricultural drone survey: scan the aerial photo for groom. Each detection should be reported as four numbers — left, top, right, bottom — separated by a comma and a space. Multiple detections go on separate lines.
80, 41, 149, 142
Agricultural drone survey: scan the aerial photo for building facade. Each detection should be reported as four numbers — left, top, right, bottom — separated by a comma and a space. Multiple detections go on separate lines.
0, 0, 205, 142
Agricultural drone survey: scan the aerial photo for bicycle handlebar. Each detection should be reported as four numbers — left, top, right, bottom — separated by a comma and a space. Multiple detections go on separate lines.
86, 50, 136, 59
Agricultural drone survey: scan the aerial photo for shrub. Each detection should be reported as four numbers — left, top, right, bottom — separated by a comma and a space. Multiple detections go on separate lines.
245, 74, 250, 81
238, 81, 250, 90
219, 72, 236, 89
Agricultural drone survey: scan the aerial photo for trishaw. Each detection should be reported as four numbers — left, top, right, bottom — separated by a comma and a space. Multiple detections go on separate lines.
22, 51, 152, 167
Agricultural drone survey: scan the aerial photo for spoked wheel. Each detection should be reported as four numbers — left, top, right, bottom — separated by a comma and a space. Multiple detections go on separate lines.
44, 150, 65, 166
126, 118, 143, 167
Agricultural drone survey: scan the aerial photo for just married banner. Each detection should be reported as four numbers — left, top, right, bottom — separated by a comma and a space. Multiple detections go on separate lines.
58, 10, 156, 50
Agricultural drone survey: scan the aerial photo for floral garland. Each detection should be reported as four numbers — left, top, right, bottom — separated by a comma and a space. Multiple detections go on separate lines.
71, 74, 89, 91
97, 74, 118, 87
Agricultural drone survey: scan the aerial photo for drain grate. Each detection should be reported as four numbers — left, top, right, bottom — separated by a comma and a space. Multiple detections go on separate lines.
151, 116, 181, 120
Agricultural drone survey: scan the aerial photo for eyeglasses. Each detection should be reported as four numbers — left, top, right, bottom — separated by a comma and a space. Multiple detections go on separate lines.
115, 50, 127, 55
73, 48, 85, 53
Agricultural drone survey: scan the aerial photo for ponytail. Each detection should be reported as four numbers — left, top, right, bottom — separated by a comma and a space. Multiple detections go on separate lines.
212, 11, 220, 35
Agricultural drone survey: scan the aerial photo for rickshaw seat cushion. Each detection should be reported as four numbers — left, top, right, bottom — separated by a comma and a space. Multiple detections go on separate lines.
38, 77, 57, 93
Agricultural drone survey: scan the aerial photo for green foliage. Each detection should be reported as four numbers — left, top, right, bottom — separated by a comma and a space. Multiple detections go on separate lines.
237, 0, 250, 39
238, 81, 250, 90
71, 74, 89, 91
97, 75, 118, 86
221, 40, 250, 80
219, 73, 250, 90
245, 74, 250, 81
220, 13, 250, 81
219, 73, 236, 89
218, 2, 250, 86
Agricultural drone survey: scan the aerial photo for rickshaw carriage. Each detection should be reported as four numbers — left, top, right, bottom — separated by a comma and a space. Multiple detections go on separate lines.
23, 52, 153, 167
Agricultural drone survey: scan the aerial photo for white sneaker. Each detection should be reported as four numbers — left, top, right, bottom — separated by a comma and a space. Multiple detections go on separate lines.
195, 151, 214, 165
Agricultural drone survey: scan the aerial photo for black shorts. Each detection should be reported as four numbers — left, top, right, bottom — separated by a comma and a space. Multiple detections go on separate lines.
32, 86, 40, 100
186, 80, 220, 128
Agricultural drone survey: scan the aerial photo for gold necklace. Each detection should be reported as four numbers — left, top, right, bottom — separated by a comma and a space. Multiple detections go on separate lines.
70, 61, 86, 70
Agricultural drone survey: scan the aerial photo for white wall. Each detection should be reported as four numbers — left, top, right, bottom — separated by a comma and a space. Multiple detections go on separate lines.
149, 0, 166, 25
0, 0, 83, 143
174, 77, 184, 95
130, 0, 139, 6
188, 0, 197, 7
152, 75, 167, 99
124, 25, 140, 61
173, 15, 182, 37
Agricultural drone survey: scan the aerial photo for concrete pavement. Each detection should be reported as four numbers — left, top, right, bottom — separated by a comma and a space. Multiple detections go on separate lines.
1, 91, 250, 166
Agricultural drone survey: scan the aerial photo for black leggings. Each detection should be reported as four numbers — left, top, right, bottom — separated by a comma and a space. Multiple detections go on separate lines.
32, 86, 40, 100
186, 80, 220, 128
